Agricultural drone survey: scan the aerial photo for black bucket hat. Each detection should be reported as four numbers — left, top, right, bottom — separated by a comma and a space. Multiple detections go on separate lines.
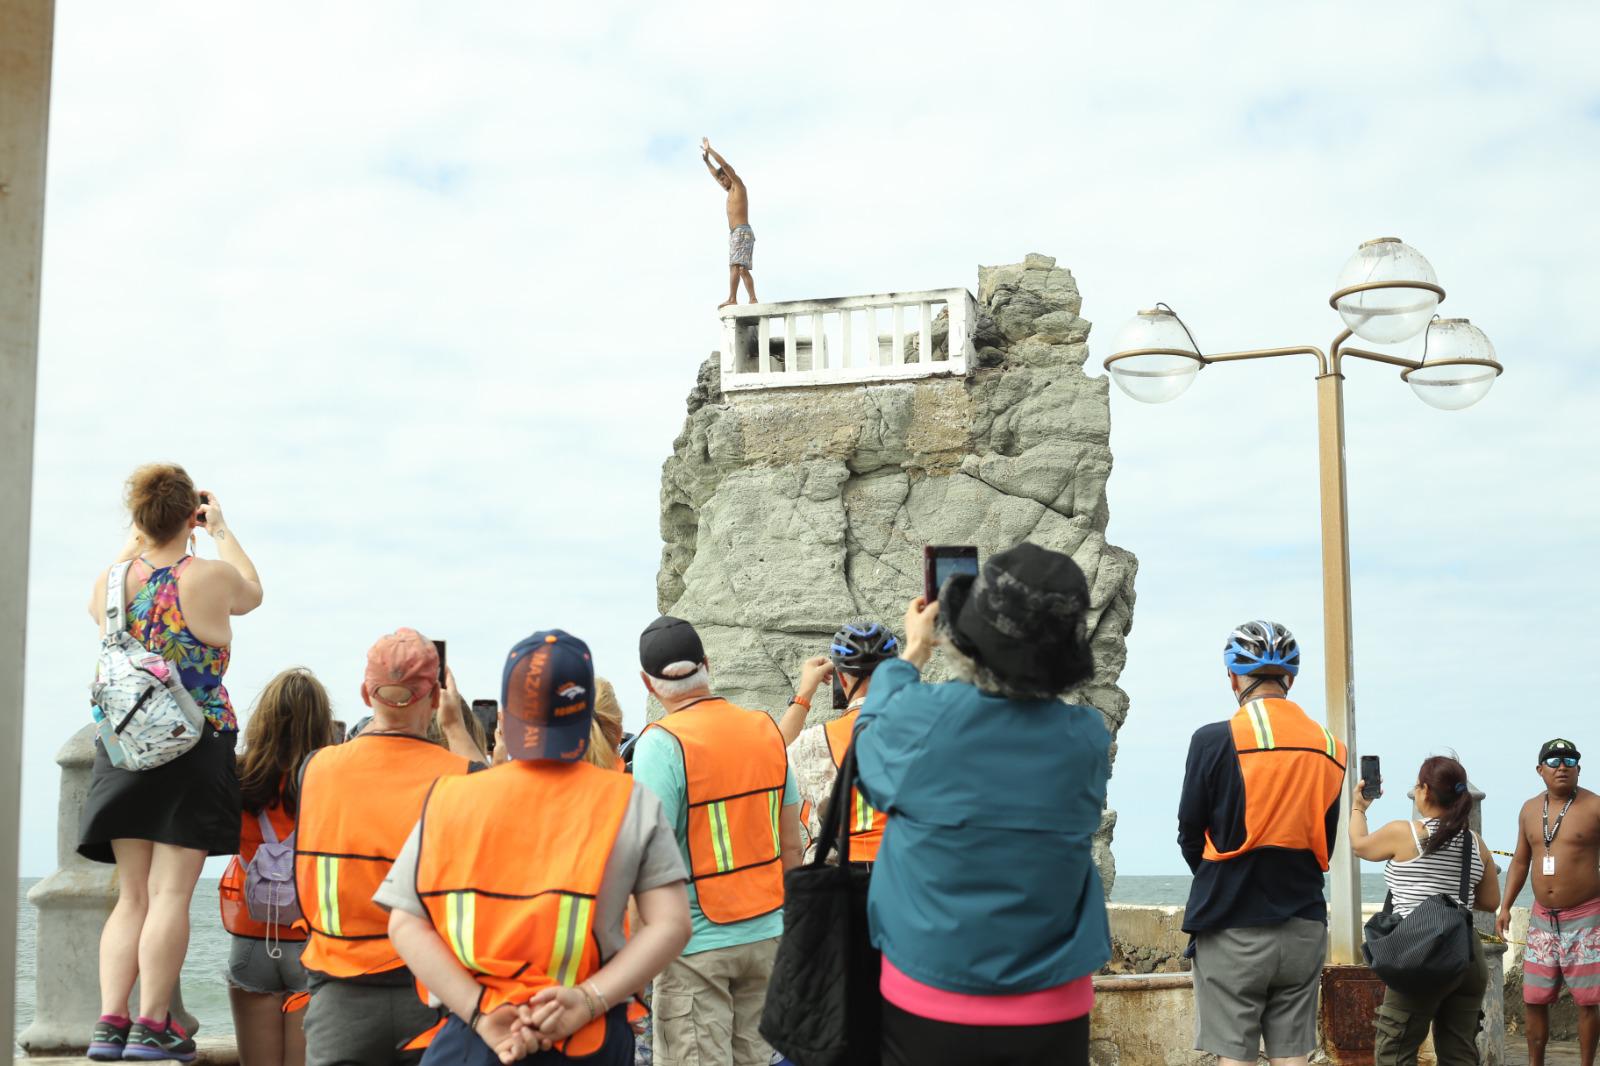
939, 542, 1094, 695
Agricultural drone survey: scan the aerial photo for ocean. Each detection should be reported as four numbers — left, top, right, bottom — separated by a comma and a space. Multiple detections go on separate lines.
11, 875, 1534, 1046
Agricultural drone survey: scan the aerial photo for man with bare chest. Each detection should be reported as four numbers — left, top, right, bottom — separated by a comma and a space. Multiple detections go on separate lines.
1499, 738, 1600, 1066
701, 137, 757, 309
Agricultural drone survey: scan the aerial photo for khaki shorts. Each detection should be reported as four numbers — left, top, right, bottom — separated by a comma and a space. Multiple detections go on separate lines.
652, 937, 779, 1066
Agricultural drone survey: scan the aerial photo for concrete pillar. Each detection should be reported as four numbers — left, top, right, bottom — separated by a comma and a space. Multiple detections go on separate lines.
21, 727, 199, 1054
1468, 781, 1508, 1066
0, 0, 55, 1056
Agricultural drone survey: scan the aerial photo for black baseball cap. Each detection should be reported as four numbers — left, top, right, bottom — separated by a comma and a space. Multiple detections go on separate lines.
1539, 738, 1581, 763
501, 630, 593, 763
639, 616, 706, 678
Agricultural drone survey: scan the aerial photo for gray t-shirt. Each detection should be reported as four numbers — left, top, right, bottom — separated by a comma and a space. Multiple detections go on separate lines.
374, 778, 687, 961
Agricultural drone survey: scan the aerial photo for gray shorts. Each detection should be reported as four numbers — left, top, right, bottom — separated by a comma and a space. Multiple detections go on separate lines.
303, 977, 439, 1066
729, 224, 755, 268
226, 935, 309, 995
1192, 917, 1327, 1060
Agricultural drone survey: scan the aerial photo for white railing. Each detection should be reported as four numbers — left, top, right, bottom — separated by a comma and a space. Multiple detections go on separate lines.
718, 288, 976, 392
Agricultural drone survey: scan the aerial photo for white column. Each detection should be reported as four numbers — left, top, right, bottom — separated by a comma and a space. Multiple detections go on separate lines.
892, 304, 904, 365
0, 0, 53, 1055
947, 295, 969, 372
840, 308, 852, 368
784, 314, 796, 373
757, 315, 771, 376
919, 301, 933, 364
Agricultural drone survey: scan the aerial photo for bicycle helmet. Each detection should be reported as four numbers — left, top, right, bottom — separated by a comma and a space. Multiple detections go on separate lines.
1223, 620, 1301, 677
829, 621, 898, 675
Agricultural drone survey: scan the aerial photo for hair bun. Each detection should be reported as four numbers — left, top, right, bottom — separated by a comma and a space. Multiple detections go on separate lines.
125, 463, 199, 544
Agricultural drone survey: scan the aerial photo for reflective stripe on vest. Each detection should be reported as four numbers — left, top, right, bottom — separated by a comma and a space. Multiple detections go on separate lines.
823, 711, 884, 862
295, 734, 471, 979
220, 802, 308, 941
1201, 699, 1348, 869
416, 760, 633, 1058
645, 698, 787, 924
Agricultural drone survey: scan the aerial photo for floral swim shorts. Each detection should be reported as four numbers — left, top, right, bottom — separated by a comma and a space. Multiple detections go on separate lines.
1525, 895, 1600, 1005
729, 224, 755, 268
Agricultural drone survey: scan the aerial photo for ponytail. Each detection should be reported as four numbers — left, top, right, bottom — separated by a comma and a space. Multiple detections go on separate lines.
1417, 754, 1473, 855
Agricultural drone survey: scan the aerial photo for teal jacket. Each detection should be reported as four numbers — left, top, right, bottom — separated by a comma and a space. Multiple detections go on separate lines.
853, 657, 1111, 994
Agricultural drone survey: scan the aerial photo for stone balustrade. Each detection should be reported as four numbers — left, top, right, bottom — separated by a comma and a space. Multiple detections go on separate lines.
718, 288, 976, 391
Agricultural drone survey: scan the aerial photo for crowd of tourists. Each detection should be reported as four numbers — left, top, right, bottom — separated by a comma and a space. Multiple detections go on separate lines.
75, 463, 1600, 1066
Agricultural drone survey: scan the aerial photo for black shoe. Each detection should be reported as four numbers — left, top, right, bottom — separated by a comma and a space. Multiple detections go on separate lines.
122, 1016, 197, 1062
86, 1016, 130, 1061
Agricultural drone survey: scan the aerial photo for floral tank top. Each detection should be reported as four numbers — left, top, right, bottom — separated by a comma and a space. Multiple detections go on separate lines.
126, 556, 236, 731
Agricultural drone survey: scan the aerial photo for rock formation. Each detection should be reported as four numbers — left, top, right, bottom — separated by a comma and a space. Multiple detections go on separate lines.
654, 253, 1138, 891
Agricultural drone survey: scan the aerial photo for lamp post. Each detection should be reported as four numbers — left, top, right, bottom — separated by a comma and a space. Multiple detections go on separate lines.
1103, 238, 1503, 964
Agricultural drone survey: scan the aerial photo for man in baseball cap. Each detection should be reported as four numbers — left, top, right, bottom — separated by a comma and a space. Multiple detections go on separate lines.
1500, 736, 1600, 1066
378, 630, 692, 1063
295, 628, 483, 1065
631, 616, 801, 1066
501, 629, 596, 763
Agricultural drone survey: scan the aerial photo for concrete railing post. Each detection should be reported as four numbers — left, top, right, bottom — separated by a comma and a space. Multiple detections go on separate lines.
21, 725, 199, 1054
1467, 780, 1507, 1066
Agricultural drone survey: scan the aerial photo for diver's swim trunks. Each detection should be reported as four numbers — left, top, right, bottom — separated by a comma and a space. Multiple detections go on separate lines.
729, 224, 755, 268
1525, 895, 1600, 1005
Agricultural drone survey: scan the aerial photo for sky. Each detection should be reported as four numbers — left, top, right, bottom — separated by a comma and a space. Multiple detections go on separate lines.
19, 2, 1600, 878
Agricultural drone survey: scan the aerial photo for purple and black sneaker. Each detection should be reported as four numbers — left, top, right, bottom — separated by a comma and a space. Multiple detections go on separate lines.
86, 1014, 130, 1061
122, 1015, 197, 1062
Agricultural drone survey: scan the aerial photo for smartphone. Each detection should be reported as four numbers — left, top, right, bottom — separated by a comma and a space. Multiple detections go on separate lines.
1360, 755, 1381, 800
470, 699, 499, 754
924, 545, 980, 603
196, 492, 209, 525
832, 672, 848, 711
432, 640, 447, 686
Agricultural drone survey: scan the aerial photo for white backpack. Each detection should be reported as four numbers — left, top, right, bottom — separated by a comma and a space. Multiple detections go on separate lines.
90, 560, 206, 771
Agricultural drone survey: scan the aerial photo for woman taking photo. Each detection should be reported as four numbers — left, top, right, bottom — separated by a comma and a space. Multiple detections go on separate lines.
853, 543, 1111, 1066
1350, 755, 1501, 1065
81, 463, 265, 1061
222, 668, 338, 1066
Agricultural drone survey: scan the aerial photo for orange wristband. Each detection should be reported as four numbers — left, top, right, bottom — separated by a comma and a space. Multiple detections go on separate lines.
790, 694, 811, 710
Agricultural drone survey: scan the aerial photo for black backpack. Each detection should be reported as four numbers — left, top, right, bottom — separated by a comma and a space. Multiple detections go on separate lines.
1361, 828, 1476, 995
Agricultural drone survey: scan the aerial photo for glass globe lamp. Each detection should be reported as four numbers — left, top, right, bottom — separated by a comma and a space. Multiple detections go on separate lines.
1106, 309, 1203, 404
1332, 238, 1441, 345
1404, 318, 1501, 411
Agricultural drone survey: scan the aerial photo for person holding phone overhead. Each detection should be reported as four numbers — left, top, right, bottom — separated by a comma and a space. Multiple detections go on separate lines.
81, 465, 264, 1061
852, 544, 1110, 1066
1176, 621, 1346, 1066
1347, 755, 1500, 1064
1498, 739, 1600, 1066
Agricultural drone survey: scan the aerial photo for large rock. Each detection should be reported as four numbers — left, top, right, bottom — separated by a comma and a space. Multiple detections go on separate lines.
654, 255, 1138, 893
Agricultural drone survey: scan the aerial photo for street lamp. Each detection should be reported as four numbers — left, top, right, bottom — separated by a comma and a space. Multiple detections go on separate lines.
1104, 238, 1503, 965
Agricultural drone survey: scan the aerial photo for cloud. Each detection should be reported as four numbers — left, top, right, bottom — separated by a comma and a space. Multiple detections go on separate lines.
21, 1, 1600, 877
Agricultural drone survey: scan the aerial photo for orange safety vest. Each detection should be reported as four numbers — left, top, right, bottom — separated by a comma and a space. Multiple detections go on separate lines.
296, 734, 472, 979
415, 760, 633, 1057
1202, 699, 1347, 869
220, 799, 308, 941
644, 698, 787, 924
823, 711, 884, 862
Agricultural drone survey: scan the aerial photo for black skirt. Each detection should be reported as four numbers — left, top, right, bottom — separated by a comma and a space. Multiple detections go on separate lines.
78, 727, 242, 864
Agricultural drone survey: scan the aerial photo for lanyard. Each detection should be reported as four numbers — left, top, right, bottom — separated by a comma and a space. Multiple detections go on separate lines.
1543, 792, 1576, 849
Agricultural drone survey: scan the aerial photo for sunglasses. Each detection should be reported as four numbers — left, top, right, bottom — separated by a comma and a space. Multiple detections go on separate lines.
1543, 756, 1580, 769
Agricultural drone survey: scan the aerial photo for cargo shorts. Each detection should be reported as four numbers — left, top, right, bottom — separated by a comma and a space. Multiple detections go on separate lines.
652, 936, 779, 1066
1192, 917, 1327, 1061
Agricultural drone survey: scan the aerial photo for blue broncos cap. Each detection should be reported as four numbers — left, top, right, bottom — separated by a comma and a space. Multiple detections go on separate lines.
501, 630, 594, 763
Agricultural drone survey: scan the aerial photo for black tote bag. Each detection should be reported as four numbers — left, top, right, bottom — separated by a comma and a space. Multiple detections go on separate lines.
1361, 828, 1476, 995
759, 741, 882, 1066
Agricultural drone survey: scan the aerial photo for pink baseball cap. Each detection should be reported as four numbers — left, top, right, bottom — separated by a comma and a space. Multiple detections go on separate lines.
362, 628, 439, 708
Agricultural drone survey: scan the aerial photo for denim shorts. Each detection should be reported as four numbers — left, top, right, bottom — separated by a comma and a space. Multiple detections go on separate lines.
226, 934, 309, 995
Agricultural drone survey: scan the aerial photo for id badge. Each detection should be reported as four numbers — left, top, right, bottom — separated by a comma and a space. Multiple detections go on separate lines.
1543, 854, 1556, 876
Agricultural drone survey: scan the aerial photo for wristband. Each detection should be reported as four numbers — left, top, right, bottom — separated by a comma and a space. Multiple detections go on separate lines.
578, 985, 599, 1021
790, 694, 810, 710
587, 981, 610, 1015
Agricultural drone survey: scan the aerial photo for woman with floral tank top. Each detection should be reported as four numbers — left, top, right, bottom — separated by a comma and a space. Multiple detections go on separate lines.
80, 464, 264, 1062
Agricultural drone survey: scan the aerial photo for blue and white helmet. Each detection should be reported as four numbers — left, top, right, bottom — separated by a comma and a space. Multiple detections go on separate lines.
830, 621, 898, 674
1223, 620, 1301, 678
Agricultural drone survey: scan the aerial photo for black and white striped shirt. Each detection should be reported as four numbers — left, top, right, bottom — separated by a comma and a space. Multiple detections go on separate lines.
1383, 818, 1485, 916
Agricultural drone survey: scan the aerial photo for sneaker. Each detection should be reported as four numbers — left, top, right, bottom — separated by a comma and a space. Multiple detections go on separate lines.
86, 1015, 130, 1061
122, 1016, 197, 1062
